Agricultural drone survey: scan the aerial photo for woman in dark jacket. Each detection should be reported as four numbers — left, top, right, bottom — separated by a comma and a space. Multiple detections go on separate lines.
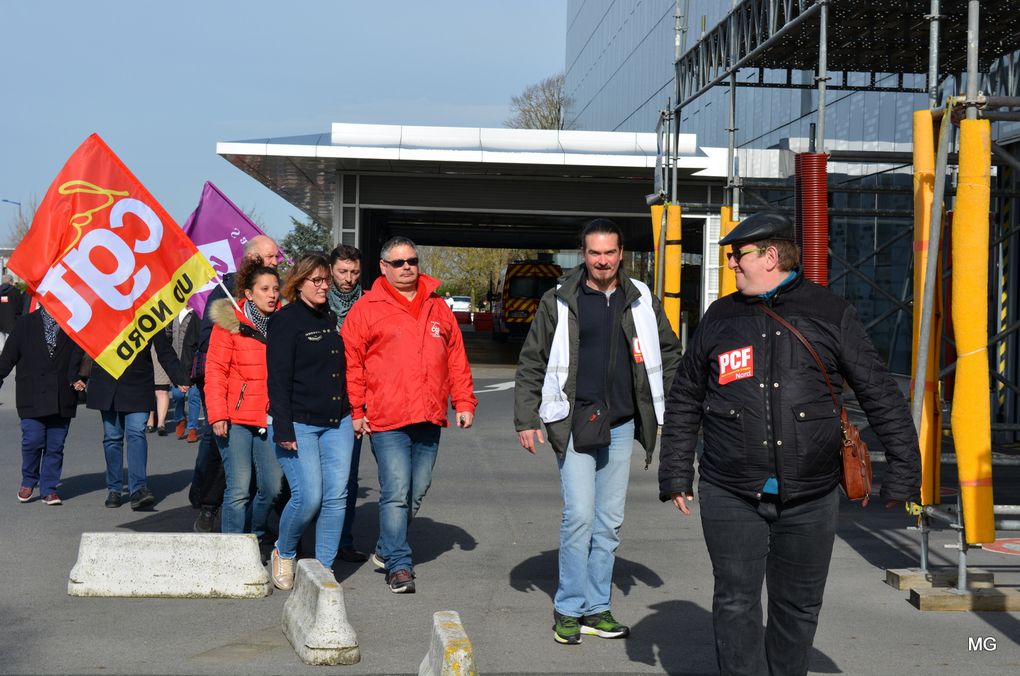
0, 307, 85, 505
266, 253, 354, 590
86, 330, 188, 510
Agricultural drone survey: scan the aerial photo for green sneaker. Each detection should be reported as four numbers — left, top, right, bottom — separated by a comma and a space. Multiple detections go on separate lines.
580, 610, 630, 639
552, 613, 582, 645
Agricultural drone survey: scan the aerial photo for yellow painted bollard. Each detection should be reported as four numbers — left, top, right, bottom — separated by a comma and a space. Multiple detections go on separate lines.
663, 204, 682, 337
911, 110, 942, 505
952, 118, 994, 544
719, 206, 737, 297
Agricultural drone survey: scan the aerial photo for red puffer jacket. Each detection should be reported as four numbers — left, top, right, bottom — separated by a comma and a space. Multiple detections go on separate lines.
342, 274, 476, 432
205, 299, 271, 427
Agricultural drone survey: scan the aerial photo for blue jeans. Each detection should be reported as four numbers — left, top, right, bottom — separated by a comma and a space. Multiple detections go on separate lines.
339, 435, 363, 549
370, 423, 441, 574
275, 417, 354, 568
699, 481, 839, 676
100, 410, 150, 494
220, 423, 283, 541
170, 385, 202, 430
554, 419, 634, 618
20, 415, 71, 495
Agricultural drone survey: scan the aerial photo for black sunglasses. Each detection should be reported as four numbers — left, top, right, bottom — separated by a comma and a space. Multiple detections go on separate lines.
382, 257, 419, 268
725, 247, 767, 263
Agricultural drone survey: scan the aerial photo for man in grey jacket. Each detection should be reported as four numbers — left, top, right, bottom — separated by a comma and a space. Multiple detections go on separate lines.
514, 218, 682, 645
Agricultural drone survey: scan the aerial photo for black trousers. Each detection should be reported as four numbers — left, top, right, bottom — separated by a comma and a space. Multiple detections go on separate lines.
698, 480, 839, 676
188, 387, 224, 509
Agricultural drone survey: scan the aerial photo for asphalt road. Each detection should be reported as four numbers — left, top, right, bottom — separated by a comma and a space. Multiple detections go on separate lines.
1, 333, 1018, 674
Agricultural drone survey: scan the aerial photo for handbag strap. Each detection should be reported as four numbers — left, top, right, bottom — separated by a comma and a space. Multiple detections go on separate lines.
757, 303, 841, 411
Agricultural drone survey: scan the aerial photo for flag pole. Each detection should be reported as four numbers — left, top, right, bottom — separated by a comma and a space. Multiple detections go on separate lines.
215, 278, 243, 314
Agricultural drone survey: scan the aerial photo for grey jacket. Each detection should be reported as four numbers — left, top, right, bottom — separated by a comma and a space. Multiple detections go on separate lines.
514, 266, 683, 466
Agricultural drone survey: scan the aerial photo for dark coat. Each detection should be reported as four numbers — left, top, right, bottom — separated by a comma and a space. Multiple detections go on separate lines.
267, 299, 350, 444
86, 330, 186, 413
658, 274, 921, 504
514, 266, 683, 466
0, 310, 84, 419
0, 283, 24, 333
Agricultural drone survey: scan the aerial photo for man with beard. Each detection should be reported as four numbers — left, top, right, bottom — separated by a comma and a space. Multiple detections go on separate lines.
515, 218, 682, 644
327, 244, 368, 563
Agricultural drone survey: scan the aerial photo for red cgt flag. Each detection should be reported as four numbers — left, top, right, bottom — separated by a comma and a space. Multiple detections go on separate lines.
7, 134, 216, 378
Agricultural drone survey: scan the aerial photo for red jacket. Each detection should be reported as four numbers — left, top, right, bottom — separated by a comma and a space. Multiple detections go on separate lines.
342, 274, 476, 432
205, 299, 271, 428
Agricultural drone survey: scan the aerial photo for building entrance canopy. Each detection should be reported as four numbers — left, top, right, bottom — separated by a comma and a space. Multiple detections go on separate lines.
217, 122, 725, 251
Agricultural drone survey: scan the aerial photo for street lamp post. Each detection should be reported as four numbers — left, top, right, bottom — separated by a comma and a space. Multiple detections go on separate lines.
1, 198, 22, 228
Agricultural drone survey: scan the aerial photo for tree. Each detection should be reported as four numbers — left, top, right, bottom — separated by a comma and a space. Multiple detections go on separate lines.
505, 73, 572, 130
418, 246, 539, 307
280, 216, 332, 258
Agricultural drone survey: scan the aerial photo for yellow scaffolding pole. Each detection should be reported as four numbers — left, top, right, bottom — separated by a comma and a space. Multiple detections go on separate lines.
719, 206, 737, 297
911, 110, 942, 506
952, 118, 995, 544
651, 204, 682, 336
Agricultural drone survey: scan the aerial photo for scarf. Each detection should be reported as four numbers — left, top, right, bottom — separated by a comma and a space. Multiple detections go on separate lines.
244, 300, 269, 336
327, 282, 362, 330
40, 307, 59, 357
381, 276, 427, 319
540, 278, 665, 424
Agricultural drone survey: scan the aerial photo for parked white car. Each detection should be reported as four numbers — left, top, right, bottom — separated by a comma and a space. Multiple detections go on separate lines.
449, 295, 472, 312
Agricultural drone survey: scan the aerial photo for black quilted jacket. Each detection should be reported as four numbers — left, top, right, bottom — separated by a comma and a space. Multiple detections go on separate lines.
659, 273, 921, 504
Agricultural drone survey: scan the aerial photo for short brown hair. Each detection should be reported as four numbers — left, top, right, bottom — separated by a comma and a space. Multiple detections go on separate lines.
756, 239, 801, 272
282, 252, 329, 303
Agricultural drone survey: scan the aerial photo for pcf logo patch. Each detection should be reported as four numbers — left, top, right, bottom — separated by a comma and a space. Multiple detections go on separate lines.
718, 346, 754, 385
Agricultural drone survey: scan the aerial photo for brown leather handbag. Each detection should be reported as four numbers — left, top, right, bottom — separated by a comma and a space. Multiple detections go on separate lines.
759, 304, 872, 506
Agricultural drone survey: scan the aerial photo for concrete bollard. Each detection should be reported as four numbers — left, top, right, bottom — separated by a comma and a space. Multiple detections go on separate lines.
282, 559, 360, 665
68, 532, 271, 598
419, 611, 476, 676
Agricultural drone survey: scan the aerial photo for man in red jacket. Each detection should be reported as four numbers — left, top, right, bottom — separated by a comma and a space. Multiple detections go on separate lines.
342, 236, 477, 594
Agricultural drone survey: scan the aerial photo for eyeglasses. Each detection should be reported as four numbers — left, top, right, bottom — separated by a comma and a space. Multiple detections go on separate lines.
726, 247, 767, 263
306, 276, 330, 287
382, 257, 419, 268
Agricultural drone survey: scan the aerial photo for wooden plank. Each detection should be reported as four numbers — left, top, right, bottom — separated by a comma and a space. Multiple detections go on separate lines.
885, 567, 995, 591
910, 587, 1020, 611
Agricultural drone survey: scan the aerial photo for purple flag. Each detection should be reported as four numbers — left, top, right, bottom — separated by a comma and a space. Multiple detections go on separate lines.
183, 181, 272, 317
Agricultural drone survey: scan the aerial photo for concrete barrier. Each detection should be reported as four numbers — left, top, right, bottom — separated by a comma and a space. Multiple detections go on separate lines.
419, 611, 476, 676
282, 559, 360, 665
67, 532, 271, 598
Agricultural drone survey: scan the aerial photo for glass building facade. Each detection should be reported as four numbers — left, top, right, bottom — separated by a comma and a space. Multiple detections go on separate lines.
565, 0, 948, 374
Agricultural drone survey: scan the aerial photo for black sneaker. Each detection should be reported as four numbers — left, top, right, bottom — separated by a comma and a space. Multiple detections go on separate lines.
580, 610, 630, 639
553, 612, 582, 645
129, 487, 156, 510
104, 491, 124, 508
193, 506, 216, 532
386, 569, 415, 593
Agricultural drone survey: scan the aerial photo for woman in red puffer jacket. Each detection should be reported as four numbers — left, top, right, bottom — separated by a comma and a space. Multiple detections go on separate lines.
205, 260, 283, 543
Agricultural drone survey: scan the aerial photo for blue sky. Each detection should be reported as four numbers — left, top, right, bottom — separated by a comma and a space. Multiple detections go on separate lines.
0, 1, 567, 241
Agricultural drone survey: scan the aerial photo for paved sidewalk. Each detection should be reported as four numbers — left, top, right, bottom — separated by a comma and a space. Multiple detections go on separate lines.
0, 369, 1017, 674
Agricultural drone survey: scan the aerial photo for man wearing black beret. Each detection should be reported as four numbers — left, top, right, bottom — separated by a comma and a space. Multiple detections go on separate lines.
658, 211, 920, 675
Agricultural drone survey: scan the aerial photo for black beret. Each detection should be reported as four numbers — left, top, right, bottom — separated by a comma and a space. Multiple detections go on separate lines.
719, 211, 795, 246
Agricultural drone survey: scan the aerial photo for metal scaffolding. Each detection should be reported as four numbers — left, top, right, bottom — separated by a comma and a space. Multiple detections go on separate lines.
670, 0, 1020, 601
